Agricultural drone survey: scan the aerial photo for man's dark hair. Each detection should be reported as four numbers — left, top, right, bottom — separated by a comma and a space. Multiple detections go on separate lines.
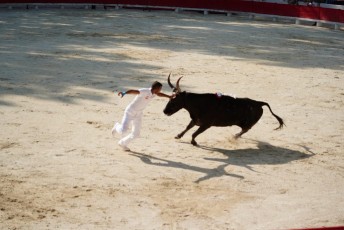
152, 81, 162, 89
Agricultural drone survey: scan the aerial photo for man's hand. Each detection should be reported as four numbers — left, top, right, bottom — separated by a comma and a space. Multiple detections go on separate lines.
118, 91, 126, 98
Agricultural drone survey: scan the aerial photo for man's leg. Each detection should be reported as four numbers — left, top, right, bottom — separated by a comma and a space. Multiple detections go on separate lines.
118, 114, 142, 148
112, 111, 132, 135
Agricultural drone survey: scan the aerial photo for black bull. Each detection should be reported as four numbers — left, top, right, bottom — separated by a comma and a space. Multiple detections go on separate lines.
163, 76, 285, 146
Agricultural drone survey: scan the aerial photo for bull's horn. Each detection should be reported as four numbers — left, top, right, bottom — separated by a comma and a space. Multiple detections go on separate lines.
167, 73, 175, 89
176, 76, 183, 92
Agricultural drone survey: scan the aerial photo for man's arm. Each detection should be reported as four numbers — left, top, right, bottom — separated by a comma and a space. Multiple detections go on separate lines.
118, 90, 140, 98
156, 92, 173, 99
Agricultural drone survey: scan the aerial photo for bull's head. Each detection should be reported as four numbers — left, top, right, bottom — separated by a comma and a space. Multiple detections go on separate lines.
163, 74, 185, 116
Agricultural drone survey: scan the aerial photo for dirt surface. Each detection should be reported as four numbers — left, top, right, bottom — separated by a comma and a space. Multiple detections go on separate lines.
0, 8, 343, 229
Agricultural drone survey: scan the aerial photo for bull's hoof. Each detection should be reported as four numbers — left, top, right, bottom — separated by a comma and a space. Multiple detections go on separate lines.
175, 134, 182, 139
234, 134, 241, 139
191, 140, 198, 146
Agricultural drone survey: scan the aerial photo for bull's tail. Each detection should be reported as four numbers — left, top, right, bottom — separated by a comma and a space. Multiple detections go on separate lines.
261, 102, 285, 130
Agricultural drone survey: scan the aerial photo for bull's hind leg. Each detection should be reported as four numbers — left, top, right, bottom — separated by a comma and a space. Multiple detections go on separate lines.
191, 125, 210, 146
235, 106, 263, 139
176, 120, 195, 139
234, 128, 249, 139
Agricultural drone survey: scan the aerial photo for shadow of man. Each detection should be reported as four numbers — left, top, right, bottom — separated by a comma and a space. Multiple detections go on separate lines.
130, 151, 244, 183
130, 140, 314, 183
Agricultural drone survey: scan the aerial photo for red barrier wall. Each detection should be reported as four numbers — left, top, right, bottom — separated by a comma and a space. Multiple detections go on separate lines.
1, 0, 343, 23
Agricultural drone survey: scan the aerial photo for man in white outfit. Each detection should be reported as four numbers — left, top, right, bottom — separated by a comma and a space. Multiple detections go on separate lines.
112, 81, 172, 151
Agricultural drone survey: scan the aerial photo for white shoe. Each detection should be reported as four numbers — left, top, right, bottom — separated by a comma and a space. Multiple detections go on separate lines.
118, 141, 130, 151
111, 122, 120, 137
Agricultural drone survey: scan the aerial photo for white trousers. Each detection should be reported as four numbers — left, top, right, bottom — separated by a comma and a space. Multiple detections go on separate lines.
115, 109, 142, 146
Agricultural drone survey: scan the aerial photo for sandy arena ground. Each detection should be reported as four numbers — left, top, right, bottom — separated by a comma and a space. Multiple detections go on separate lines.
0, 8, 343, 229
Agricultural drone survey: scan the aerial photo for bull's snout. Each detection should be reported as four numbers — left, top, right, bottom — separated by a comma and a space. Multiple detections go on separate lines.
163, 109, 172, 116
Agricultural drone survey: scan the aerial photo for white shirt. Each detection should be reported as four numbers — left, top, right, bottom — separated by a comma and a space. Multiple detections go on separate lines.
126, 88, 155, 113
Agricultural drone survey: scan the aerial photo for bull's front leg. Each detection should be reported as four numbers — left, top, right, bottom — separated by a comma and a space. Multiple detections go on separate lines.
176, 120, 195, 139
191, 125, 210, 146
